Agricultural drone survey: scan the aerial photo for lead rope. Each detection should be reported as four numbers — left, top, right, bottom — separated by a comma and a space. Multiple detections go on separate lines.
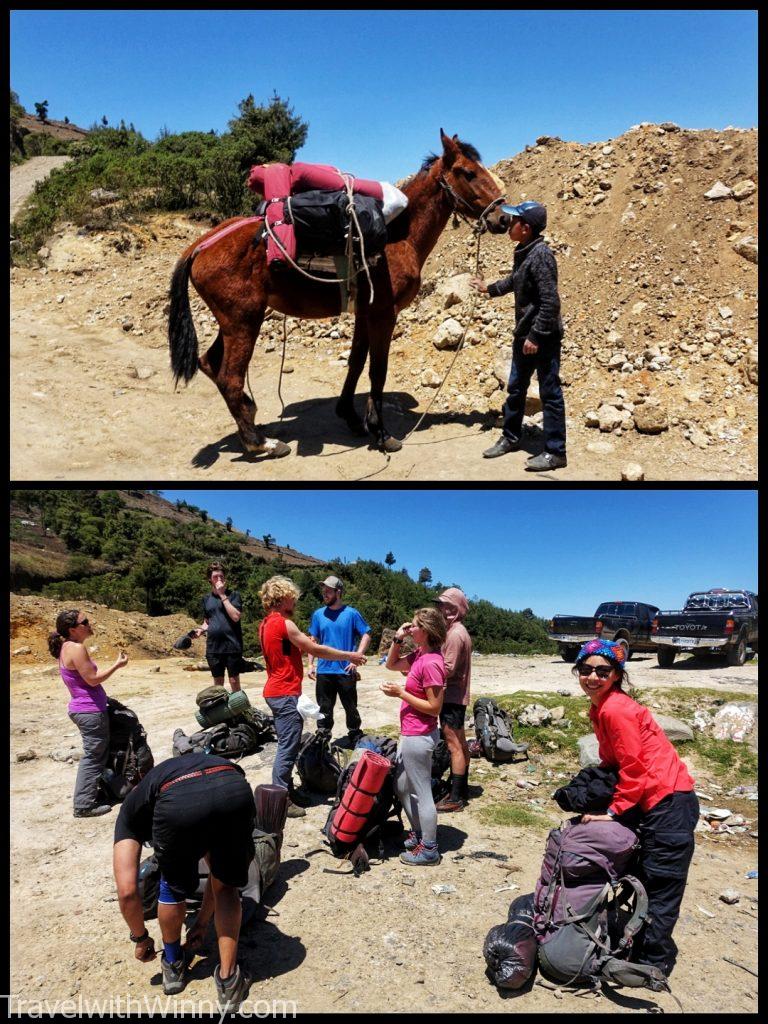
399, 226, 484, 445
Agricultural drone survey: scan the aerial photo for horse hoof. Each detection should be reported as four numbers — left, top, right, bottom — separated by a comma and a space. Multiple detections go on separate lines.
381, 435, 403, 453
244, 438, 291, 458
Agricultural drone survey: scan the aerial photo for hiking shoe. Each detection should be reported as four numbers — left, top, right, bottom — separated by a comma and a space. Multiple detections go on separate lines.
286, 801, 306, 818
403, 830, 421, 851
347, 730, 365, 747
215, 963, 250, 1012
435, 795, 465, 813
73, 804, 112, 818
161, 955, 187, 996
483, 436, 520, 459
399, 842, 441, 866
525, 452, 567, 472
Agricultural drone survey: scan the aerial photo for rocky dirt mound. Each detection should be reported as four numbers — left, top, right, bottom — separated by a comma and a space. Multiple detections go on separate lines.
10, 122, 757, 479
10, 593, 198, 665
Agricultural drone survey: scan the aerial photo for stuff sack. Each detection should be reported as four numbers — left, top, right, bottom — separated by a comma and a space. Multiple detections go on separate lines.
98, 697, 154, 803
473, 697, 528, 763
553, 765, 619, 815
323, 750, 397, 857
296, 731, 342, 794
483, 891, 538, 990
285, 190, 388, 259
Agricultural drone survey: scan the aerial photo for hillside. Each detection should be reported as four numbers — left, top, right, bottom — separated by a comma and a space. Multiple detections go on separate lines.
9, 122, 757, 479
17, 113, 90, 142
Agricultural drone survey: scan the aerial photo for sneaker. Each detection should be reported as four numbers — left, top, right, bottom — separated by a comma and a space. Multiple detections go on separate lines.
161, 954, 187, 996
400, 842, 441, 866
73, 804, 112, 818
403, 830, 421, 851
286, 801, 306, 818
215, 963, 250, 1013
482, 435, 520, 459
435, 795, 465, 813
525, 452, 567, 472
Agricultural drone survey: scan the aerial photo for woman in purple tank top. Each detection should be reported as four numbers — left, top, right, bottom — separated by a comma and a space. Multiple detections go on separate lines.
49, 609, 129, 818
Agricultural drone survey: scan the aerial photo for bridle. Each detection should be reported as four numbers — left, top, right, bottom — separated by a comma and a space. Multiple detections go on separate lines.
438, 174, 505, 234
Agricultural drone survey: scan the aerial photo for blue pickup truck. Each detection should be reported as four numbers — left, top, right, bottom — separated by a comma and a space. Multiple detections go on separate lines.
651, 588, 758, 667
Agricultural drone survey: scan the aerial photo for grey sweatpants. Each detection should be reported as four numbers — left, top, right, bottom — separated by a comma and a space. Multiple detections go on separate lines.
395, 730, 438, 845
69, 711, 110, 811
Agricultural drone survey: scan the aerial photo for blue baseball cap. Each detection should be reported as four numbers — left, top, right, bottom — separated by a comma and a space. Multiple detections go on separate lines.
500, 200, 547, 232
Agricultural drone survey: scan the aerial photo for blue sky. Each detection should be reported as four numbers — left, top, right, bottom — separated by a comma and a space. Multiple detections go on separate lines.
161, 489, 758, 618
11, 10, 758, 181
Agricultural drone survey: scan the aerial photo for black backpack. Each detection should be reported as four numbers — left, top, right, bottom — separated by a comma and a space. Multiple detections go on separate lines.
296, 731, 342, 794
473, 697, 528, 763
431, 735, 452, 798
322, 759, 400, 859
99, 698, 154, 803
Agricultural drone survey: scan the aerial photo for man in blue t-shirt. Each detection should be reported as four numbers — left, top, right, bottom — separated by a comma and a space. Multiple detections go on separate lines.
308, 575, 371, 743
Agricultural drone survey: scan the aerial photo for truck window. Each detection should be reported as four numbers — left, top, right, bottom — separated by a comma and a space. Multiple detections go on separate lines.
596, 604, 617, 617
616, 603, 635, 617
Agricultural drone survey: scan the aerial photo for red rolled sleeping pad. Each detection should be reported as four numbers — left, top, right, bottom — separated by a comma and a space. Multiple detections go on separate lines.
329, 750, 392, 846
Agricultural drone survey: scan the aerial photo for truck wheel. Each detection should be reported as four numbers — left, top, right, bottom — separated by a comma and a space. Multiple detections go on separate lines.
726, 635, 747, 667
657, 648, 676, 668
560, 645, 578, 663
615, 638, 630, 661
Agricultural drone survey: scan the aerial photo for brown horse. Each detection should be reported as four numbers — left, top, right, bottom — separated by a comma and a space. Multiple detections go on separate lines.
168, 130, 508, 457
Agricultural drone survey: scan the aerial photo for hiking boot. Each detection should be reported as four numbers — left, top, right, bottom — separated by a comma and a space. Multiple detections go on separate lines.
399, 842, 441, 866
435, 794, 465, 813
161, 955, 187, 996
525, 452, 567, 472
483, 436, 520, 459
403, 830, 421, 851
347, 729, 364, 747
286, 801, 306, 818
73, 804, 112, 818
215, 963, 250, 1012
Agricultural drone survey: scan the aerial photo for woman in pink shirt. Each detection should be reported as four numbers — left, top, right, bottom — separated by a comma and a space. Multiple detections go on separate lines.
49, 608, 129, 817
382, 607, 446, 866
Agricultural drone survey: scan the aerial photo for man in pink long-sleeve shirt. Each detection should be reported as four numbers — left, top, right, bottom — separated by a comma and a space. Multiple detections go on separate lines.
433, 588, 473, 812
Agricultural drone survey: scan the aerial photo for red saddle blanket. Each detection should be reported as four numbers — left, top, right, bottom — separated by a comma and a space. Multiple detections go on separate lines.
247, 162, 384, 266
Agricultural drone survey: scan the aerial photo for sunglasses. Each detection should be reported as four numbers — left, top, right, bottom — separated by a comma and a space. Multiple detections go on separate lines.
76, 617, 90, 627
577, 665, 615, 680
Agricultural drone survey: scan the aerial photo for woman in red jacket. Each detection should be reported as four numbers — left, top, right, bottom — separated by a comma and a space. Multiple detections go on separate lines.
573, 638, 699, 980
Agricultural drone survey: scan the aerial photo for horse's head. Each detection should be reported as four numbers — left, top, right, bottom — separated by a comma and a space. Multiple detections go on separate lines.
438, 129, 508, 234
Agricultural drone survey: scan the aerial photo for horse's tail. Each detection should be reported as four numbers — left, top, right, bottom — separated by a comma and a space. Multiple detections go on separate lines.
168, 253, 199, 386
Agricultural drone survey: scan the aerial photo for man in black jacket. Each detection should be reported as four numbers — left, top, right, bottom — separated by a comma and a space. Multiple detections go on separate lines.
471, 201, 567, 471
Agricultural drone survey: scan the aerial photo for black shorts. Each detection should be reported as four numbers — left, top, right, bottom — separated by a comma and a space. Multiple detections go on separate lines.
152, 769, 255, 895
440, 702, 467, 730
206, 651, 242, 679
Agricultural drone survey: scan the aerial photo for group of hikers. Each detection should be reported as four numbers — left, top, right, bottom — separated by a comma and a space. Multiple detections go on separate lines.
48, 564, 698, 1009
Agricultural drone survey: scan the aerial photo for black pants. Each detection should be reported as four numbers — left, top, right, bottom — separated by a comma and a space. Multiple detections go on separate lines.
315, 673, 361, 735
627, 790, 699, 977
503, 336, 566, 456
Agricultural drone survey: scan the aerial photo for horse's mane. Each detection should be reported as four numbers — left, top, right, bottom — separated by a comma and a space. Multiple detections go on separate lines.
418, 139, 482, 175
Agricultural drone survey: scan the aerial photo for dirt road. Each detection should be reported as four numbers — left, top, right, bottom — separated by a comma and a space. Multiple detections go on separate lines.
10, 651, 757, 1014
10, 156, 71, 223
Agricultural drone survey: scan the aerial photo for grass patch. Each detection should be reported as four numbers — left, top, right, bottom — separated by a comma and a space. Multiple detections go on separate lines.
690, 734, 758, 784
476, 801, 552, 829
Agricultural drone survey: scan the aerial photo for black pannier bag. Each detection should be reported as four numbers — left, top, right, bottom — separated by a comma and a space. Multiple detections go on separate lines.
284, 190, 388, 258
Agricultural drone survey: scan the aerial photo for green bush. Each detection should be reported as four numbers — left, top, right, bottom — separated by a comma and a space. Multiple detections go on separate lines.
11, 93, 309, 260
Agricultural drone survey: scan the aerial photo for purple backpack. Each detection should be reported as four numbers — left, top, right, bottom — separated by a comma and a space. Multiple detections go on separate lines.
533, 820, 668, 991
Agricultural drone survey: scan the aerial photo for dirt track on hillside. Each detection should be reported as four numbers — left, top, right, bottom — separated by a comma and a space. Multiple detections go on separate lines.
10, 647, 758, 1014
10, 156, 72, 223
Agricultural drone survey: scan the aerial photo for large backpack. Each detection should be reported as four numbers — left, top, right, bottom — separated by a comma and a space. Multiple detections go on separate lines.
322, 750, 399, 858
172, 715, 273, 761
98, 698, 154, 803
533, 820, 669, 992
473, 697, 528, 763
296, 731, 342, 794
